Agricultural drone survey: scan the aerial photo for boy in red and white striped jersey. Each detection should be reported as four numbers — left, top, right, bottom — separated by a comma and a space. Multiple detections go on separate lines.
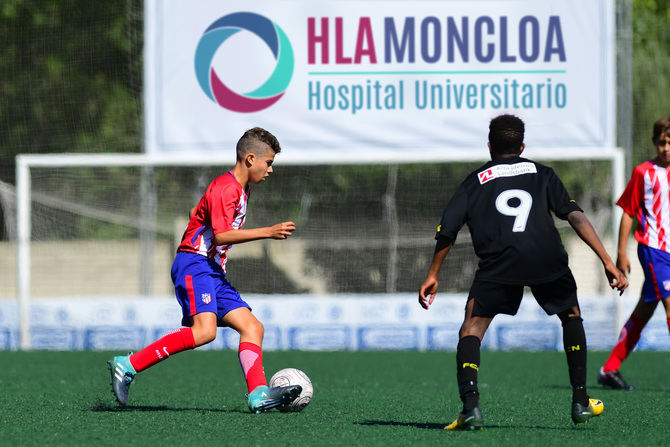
107, 127, 301, 412
599, 116, 670, 390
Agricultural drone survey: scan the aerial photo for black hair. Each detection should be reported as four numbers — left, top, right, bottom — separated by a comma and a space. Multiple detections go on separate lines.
236, 127, 281, 161
488, 114, 525, 155
652, 116, 670, 144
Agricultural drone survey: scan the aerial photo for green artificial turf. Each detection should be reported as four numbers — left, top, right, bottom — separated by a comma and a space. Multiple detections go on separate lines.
0, 350, 669, 446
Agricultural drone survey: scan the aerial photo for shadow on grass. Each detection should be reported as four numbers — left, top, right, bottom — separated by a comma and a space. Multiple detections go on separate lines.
356, 420, 573, 431
90, 401, 244, 413
540, 384, 664, 393
356, 420, 445, 430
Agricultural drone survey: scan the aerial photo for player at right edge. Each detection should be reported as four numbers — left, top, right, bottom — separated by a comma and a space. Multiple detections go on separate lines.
418, 114, 628, 430
598, 116, 670, 390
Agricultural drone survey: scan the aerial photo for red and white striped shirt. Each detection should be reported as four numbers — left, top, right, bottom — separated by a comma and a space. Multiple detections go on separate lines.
617, 161, 670, 252
178, 172, 248, 272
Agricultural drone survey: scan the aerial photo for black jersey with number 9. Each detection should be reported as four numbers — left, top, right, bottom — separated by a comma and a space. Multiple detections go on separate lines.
436, 156, 582, 284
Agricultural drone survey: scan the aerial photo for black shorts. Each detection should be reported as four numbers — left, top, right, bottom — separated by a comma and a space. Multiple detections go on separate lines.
467, 271, 578, 318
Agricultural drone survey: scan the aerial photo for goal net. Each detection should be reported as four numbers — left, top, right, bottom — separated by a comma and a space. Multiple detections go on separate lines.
8, 153, 623, 298
3, 151, 632, 350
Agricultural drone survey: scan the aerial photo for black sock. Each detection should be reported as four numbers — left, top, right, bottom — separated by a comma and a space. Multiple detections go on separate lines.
562, 315, 588, 406
456, 335, 481, 412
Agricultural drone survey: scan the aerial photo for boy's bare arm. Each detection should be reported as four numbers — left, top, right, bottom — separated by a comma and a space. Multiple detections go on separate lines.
616, 212, 634, 274
567, 210, 628, 294
214, 222, 295, 245
418, 237, 453, 309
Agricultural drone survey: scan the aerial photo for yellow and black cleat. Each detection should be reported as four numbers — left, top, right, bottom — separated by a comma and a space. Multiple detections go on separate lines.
572, 398, 604, 424
444, 407, 483, 431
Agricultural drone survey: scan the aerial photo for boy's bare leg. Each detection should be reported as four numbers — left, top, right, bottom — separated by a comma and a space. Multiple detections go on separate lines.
662, 297, 670, 322
107, 314, 204, 405
459, 299, 493, 339
219, 307, 267, 394
220, 307, 264, 346
600, 296, 658, 390
220, 307, 301, 412
190, 311, 218, 346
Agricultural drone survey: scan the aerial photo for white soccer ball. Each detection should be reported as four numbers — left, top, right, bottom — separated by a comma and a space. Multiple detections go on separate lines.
269, 368, 313, 412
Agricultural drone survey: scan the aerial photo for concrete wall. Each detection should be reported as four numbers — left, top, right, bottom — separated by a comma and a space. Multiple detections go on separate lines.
0, 237, 644, 299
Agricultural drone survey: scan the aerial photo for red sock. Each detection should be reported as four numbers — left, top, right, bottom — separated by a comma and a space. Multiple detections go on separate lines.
238, 342, 267, 393
603, 314, 646, 373
129, 327, 195, 372
667, 317, 670, 333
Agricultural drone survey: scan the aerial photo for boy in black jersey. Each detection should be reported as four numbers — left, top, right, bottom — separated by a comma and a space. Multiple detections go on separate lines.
418, 114, 628, 429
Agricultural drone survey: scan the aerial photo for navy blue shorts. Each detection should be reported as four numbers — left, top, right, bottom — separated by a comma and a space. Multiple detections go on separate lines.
638, 244, 670, 302
171, 251, 250, 327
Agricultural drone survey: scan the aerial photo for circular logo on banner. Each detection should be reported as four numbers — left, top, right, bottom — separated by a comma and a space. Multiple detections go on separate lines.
194, 12, 294, 113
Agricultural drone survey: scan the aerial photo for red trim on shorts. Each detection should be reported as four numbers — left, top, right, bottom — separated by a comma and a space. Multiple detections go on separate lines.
185, 274, 197, 315
648, 262, 662, 301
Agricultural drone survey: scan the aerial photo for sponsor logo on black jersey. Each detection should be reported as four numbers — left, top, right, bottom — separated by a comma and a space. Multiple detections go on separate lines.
477, 162, 538, 184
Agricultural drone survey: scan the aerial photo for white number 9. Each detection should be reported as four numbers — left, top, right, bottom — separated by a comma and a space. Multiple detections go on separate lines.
495, 189, 532, 232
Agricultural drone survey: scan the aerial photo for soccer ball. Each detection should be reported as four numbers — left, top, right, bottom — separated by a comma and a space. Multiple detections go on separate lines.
269, 368, 313, 412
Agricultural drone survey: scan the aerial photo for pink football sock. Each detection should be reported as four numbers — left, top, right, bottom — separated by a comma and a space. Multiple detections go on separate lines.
603, 314, 645, 373
238, 342, 267, 393
129, 327, 195, 372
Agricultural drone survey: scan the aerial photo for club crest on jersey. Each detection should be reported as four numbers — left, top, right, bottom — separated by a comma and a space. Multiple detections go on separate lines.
201, 293, 212, 304
477, 162, 538, 184
664, 280, 670, 291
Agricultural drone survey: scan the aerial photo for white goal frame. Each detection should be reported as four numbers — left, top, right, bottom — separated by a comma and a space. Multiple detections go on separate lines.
15, 148, 625, 349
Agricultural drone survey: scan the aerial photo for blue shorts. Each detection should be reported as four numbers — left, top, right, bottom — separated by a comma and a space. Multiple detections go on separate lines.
171, 251, 250, 327
638, 244, 670, 302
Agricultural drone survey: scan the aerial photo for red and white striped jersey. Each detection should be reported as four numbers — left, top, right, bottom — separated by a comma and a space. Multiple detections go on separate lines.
617, 161, 670, 252
177, 172, 248, 272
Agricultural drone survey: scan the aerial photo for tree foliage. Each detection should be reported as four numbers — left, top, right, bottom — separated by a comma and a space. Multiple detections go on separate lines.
631, 0, 670, 163
0, 0, 668, 247
0, 0, 142, 183
0, 1, 668, 172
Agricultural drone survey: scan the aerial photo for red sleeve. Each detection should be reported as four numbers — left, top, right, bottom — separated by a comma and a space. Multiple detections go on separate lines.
616, 165, 645, 217
209, 182, 240, 235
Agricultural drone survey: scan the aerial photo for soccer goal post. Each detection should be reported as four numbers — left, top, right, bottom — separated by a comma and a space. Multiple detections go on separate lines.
14, 149, 625, 350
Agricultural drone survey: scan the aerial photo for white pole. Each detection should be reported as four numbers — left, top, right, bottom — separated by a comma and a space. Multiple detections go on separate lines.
612, 148, 625, 243
384, 164, 399, 293
612, 147, 626, 333
16, 157, 31, 350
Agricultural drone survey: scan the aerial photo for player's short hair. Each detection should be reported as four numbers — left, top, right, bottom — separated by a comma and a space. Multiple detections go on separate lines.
488, 114, 525, 155
236, 127, 281, 161
652, 116, 670, 144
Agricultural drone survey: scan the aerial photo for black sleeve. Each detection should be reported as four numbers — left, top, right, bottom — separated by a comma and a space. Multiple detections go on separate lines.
546, 168, 582, 220
435, 182, 469, 242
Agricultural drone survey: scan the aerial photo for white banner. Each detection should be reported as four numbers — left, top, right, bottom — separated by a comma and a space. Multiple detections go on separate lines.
3, 294, 667, 351
145, 0, 615, 160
